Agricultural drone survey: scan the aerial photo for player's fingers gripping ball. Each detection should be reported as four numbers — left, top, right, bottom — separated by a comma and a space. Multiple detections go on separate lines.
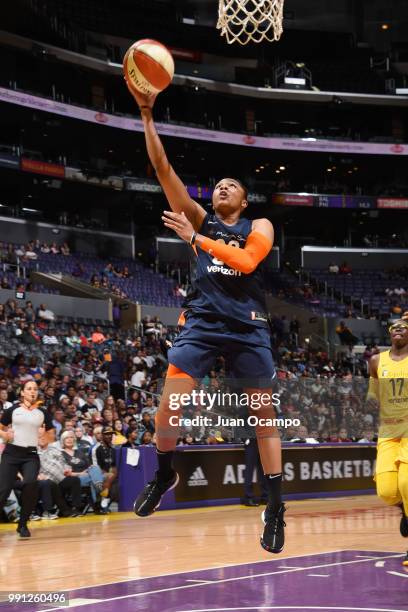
123, 39, 175, 96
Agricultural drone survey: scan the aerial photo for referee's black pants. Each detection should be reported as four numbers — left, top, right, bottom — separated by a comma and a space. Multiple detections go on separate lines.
0, 444, 40, 524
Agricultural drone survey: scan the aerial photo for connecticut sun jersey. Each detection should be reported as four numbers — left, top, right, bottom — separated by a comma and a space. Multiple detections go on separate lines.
184, 213, 268, 327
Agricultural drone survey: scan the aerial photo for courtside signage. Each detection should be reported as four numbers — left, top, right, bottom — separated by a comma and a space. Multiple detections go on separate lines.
188, 467, 209, 487
173, 445, 376, 502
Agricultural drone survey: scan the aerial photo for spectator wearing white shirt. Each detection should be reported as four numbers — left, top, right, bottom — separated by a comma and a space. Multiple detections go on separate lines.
301, 395, 313, 409
130, 365, 146, 389
87, 390, 103, 413
25, 247, 38, 260
310, 377, 324, 396
81, 364, 95, 385
141, 396, 157, 417
362, 412, 374, 426
42, 333, 59, 345
358, 429, 375, 443
52, 408, 65, 437
81, 391, 102, 417
142, 349, 156, 369
37, 304, 55, 322
73, 388, 86, 409
132, 350, 143, 366
289, 425, 319, 444
142, 316, 162, 337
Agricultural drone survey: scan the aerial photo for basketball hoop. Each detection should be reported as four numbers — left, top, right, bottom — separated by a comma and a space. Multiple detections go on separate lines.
217, 0, 285, 45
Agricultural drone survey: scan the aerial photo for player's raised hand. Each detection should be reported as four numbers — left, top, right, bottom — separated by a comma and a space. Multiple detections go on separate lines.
124, 77, 157, 110
162, 211, 195, 243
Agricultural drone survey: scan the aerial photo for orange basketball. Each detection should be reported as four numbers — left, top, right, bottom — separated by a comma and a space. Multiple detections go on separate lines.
123, 39, 175, 96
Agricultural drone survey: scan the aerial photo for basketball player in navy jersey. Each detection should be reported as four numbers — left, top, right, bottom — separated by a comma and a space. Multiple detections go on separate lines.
126, 83, 285, 553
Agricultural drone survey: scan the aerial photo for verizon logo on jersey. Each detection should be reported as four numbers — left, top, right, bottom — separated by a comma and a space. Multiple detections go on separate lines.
207, 265, 241, 276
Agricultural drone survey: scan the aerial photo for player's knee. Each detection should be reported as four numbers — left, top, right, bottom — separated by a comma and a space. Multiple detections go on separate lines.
249, 405, 278, 439
155, 408, 174, 429
155, 399, 180, 435
376, 473, 401, 505
161, 365, 195, 411
377, 491, 400, 506
398, 463, 408, 492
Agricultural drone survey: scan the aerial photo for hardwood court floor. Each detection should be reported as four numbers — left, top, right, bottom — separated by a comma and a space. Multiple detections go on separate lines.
0, 495, 405, 593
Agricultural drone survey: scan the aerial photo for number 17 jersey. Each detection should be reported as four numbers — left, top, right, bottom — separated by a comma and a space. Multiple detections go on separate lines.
377, 350, 408, 436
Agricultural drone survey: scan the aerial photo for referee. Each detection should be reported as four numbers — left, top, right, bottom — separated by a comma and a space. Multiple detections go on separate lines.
0, 380, 55, 538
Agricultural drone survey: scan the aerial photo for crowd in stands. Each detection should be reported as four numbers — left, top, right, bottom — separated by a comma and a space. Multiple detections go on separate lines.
0, 303, 174, 521
0, 240, 70, 264
0, 306, 375, 431
288, 264, 408, 322
268, 316, 376, 442
361, 234, 408, 249
0, 239, 387, 521
4, 235, 408, 328
0, 239, 182, 306
90, 264, 133, 299
3, 236, 399, 329
0, 291, 379, 522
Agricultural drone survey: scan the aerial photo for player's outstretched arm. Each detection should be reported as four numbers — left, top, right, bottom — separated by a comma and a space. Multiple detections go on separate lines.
251, 218, 274, 245
126, 82, 206, 231
367, 353, 380, 406
368, 353, 380, 380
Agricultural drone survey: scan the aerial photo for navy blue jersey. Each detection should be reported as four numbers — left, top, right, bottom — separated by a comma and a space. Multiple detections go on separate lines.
184, 213, 268, 327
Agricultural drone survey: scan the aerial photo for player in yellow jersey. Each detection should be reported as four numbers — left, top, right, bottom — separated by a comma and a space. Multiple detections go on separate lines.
368, 319, 408, 566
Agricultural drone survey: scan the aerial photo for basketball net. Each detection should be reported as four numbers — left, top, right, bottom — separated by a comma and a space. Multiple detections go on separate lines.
217, 0, 285, 45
